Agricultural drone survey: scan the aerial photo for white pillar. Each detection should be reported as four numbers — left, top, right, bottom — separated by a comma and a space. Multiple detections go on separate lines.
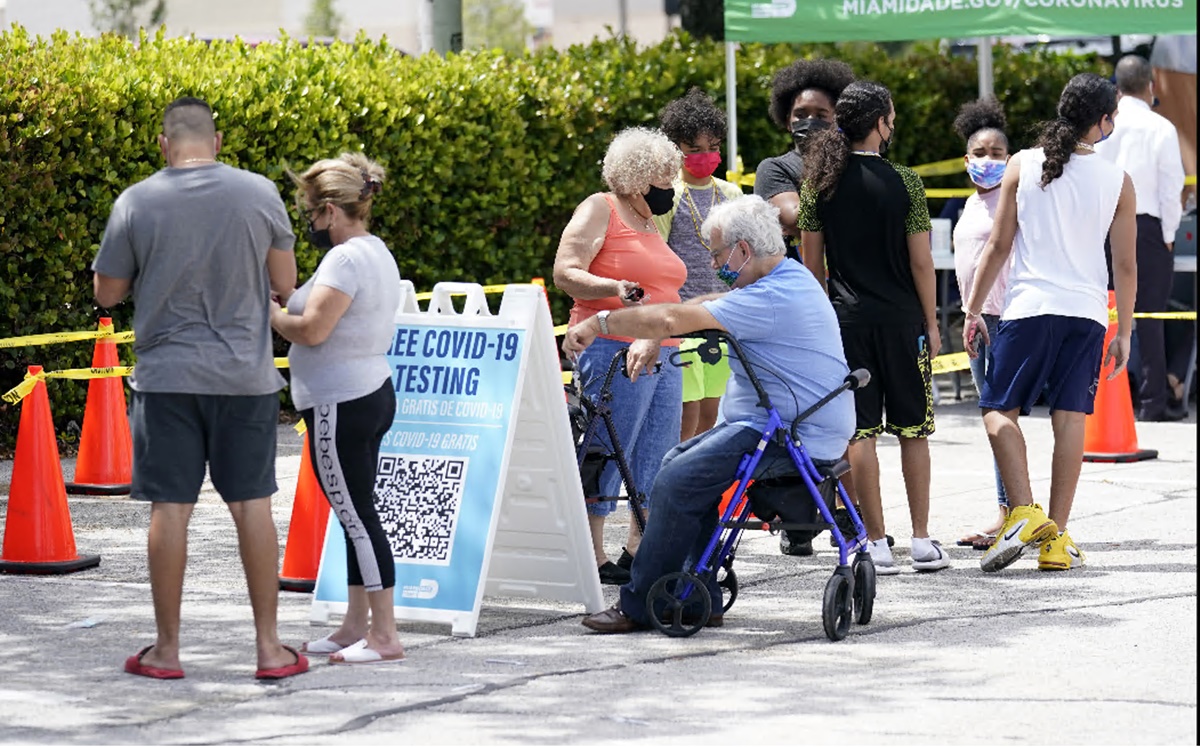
978, 36, 995, 98
725, 41, 739, 176
421, 0, 462, 55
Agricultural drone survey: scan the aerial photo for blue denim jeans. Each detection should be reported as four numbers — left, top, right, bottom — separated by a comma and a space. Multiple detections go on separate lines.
968, 313, 1008, 506
618, 422, 800, 626
576, 337, 682, 517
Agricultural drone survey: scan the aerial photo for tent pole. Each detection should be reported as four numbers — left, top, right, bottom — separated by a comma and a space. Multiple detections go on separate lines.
978, 36, 995, 98
725, 41, 739, 176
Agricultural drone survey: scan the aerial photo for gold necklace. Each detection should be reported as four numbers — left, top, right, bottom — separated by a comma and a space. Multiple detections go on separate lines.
682, 181, 723, 251
623, 196, 654, 231
1075, 141, 1095, 152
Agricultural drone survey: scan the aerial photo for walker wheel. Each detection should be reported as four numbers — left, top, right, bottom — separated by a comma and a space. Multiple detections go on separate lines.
648, 571, 711, 638
852, 552, 876, 625
717, 562, 738, 613
821, 571, 853, 641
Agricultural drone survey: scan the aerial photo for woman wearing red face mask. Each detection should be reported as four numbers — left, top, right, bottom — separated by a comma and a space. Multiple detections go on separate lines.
654, 87, 745, 444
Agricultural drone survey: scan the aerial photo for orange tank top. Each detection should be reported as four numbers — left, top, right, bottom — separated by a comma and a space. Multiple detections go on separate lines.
568, 194, 688, 345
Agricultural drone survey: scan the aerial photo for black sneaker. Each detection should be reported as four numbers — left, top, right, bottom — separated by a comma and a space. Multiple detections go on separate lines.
598, 561, 631, 585
616, 547, 635, 571
779, 531, 814, 556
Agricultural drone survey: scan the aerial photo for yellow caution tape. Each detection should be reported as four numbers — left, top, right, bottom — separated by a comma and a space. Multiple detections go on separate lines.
1113, 309, 1198, 321
561, 371, 572, 385
910, 158, 968, 178
924, 188, 977, 199
0, 328, 135, 350
2, 365, 136, 404
295, 420, 307, 435
930, 351, 972, 375
1186, 175, 1196, 186
553, 323, 568, 336
274, 357, 290, 369
413, 283, 512, 302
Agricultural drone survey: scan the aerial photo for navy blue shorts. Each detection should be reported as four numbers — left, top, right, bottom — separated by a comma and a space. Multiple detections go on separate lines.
980, 316, 1105, 416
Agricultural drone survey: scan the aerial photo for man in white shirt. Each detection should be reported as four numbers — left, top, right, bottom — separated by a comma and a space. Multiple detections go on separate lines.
1097, 54, 1187, 422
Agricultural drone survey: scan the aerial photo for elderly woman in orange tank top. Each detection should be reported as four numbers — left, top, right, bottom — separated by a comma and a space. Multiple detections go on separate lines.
553, 127, 687, 586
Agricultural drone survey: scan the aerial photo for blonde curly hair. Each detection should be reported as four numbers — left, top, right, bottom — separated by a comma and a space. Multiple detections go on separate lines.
601, 127, 681, 195
289, 151, 386, 224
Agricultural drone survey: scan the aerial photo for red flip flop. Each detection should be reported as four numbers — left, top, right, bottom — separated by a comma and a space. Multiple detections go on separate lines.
255, 645, 309, 680
124, 645, 185, 680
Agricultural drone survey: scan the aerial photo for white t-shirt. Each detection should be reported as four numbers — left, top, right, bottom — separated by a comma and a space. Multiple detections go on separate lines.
286, 234, 402, 410
953, 188, 1009, 317
1003, 147, 1125, 328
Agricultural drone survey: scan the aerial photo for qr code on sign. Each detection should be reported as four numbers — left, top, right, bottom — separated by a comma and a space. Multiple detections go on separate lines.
375, 454, 469, 565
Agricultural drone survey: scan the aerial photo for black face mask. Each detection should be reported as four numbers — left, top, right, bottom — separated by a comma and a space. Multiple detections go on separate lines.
790, 118, 831, 149
307, 221, 334, 250
879, 122, 896, 156
644, 185, 675, 216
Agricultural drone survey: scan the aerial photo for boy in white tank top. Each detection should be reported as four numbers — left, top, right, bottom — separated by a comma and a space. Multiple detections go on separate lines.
961, 74, 1138, 574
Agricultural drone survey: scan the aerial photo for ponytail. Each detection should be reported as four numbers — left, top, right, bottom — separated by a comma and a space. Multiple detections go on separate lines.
1036, 74, 1118, 188
803, 128, 851, 201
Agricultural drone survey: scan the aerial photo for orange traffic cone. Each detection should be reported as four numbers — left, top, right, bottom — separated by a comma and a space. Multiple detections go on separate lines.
718, 480, 759, 524
0, 366, 101, 574
1083, 292, 1158, 463
66, 317, 132, 495
279, 433, 332, 592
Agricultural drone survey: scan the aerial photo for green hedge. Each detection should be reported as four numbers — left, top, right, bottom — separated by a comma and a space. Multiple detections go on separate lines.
0, 26, 1102, 448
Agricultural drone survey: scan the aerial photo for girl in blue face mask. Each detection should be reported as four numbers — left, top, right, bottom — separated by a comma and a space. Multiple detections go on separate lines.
950, 98, 1012, 551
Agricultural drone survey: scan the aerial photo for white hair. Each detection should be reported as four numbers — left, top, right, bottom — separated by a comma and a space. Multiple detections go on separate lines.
700, 195, 787, 258
601, 127, 682, 195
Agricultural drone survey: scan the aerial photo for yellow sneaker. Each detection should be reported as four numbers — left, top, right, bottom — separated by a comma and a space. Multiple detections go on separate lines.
980, 503, 1058, 573
1039, 531, 1086, 571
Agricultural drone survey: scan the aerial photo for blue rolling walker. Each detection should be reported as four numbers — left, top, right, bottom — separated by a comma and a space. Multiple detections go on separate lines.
648, 330, 876, 641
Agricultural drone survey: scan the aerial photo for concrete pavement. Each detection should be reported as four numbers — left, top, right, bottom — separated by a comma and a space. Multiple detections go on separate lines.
0, 395, 1195, 745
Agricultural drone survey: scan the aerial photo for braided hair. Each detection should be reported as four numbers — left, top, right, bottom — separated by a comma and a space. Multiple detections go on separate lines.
953, 98, 1009, 150
1036, 73, 1117, 188
803, 80, 892, 201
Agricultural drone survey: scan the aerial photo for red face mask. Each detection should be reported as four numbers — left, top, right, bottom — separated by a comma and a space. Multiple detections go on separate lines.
683, 151, 721, 179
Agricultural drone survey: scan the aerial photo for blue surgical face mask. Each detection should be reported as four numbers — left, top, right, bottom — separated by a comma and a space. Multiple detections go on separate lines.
1095, 115, 1114, 144
966, 157, 1006, 189
716, 248, 751, 287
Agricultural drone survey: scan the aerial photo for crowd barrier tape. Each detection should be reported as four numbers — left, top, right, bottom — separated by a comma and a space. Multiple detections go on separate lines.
729, 164, 1196, 194
5, 289, 1195, 402
0, 328, 135, 350
2, 365, 135, 405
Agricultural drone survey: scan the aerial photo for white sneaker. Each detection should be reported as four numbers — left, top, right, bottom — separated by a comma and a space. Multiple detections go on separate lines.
867, 538, 900, 575
910, 536, 951, 572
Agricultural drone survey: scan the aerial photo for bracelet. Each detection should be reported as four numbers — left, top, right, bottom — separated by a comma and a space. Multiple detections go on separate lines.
961, 306, 983, 317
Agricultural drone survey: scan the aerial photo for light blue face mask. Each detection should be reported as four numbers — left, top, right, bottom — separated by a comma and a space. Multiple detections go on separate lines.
966, 157, 1006, 189
717, 250, 751, 287
1095, 115, 1115, 144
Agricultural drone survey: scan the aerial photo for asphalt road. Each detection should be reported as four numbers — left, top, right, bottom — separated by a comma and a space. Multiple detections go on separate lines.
0, 397, 1195, 745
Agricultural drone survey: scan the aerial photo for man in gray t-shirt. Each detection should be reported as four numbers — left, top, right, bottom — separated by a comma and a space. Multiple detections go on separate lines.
92, 96, 308, 681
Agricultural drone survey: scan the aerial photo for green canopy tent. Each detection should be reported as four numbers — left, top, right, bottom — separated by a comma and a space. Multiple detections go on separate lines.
720, 0, 1197, 173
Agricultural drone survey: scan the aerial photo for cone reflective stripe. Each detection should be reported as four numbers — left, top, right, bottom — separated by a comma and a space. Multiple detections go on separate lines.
66, 317, 132, 495
279, 433, 332, 592
0, 366, 101, 574
1083, 291, 1158, 463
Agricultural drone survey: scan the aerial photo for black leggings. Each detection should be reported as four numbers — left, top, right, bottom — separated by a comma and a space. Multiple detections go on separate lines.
301, 380, 395, 592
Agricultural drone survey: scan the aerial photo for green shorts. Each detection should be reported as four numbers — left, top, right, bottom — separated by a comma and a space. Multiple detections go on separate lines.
679, 337, 732, 403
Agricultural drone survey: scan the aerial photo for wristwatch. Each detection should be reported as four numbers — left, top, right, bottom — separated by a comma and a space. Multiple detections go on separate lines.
596, 310, 611, 335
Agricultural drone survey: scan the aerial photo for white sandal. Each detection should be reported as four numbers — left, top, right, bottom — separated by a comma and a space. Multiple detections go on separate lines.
301, 635, 362, 655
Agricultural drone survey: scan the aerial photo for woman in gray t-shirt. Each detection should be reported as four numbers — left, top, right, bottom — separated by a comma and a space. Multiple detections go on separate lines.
270, 152, 404, 665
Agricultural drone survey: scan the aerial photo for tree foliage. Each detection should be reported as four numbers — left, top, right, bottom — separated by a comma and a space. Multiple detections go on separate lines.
304, 0, 343, 39
0, 27, 1104, 447
463, 0, 531, 54
87, 0, 165, 37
